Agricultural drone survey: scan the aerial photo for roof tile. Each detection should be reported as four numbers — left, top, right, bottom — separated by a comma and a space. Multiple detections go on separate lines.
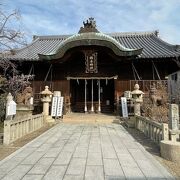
5, 31, 180, 61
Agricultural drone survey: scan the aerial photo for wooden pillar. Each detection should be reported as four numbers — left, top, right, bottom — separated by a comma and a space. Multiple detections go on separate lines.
84, 79, 87, 113
91, 79, 94, 112
98, 79, 101, 113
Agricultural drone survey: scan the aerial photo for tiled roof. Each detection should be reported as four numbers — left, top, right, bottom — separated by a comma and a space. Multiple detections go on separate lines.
38, 32, 142, 60
5, 31, 180, 61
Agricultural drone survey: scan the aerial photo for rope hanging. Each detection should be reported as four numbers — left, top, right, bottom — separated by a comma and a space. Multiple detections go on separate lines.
28, 64, 35, 93
152, 62, 155, 80
44, 64, 52, 82
28, 64, 34, 75
67, 75, 118, 80
132, 62, 140, 80
44, 64, 53, 89
151, 60, 161, 80
132, 63, 136, 80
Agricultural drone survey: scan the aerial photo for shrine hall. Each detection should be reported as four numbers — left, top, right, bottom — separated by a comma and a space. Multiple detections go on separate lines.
5, 18, 180, 114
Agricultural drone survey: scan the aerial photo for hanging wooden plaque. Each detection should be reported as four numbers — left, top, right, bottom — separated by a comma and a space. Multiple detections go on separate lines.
85, 51, 98, 73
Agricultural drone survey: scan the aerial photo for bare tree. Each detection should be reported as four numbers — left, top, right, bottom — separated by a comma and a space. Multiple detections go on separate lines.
7, 74, 34, 99
0, 7, 27, 75
0, 7, 33, 120
0, 8, 26, 51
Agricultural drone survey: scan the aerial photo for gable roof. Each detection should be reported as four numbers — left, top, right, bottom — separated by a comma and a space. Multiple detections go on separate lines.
4, 30, 180, 61
38, 32, 142, 60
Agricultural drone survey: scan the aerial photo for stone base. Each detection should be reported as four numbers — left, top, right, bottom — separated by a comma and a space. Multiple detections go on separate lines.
125, 116, 135, 128
160, 140, 180, 164
44, 115, 55, 123
15, 105, 34, 118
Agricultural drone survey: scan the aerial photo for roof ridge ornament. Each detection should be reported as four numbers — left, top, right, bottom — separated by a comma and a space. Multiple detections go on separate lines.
78, 17, 99, 33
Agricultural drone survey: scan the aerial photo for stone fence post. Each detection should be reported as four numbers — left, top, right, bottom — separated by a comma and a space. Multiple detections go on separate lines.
162, 123, 169, 141
3, 120, 11, 145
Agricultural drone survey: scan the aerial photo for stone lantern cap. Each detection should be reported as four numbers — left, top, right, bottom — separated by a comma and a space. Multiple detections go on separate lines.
131, 84, 144, 103
131, 84, 144, 96
40, 86, 53, 96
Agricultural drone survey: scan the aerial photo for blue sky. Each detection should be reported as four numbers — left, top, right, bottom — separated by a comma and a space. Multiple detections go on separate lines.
3, 0, 180, 44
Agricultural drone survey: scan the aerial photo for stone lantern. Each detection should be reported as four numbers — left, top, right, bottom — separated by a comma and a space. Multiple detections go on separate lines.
40, 86, 53, 122
131, 84, 144, 116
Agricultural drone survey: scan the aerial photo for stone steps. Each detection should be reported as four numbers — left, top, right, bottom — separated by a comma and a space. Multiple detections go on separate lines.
63, 113, 119, 123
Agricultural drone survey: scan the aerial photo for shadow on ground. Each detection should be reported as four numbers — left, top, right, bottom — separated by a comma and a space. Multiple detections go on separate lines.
121, 121, 160, 156
119, 121, 180, 178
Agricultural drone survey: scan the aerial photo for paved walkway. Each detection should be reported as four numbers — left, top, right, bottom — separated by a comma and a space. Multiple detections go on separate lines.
0, 115, 175, 180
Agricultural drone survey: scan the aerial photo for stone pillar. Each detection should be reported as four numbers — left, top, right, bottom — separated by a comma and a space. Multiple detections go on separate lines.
134, 103, 141, 116
40, 86, 53, 123
169, 104, 179, 130
160, 104, 180, 163
131, 84, 144, 116
43, 102, 49, 116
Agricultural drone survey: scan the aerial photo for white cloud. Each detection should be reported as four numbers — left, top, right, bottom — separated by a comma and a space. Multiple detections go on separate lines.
4, 0, 180, 44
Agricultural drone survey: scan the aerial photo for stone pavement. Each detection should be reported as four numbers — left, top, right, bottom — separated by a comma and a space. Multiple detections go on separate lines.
0, 115, 175, 180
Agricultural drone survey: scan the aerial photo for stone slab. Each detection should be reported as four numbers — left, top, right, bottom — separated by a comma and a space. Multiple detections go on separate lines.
63, 175, 84, 180
122, 166, 146, 180
2, 165, 32, 180
22, 174, 44, 180
117, 153, 138, 168
136, 159, 166, 179
53, 151, 73, 165
87, 152, 103, 166
43, 165, 67, 180
0, 120, 175, 180
43, 147, 62, 158
73, 148, 88, 158
85, 165, 104, 180
66, 158, 86, 175
103, 159, 124, 177
21, 151, 45, 164
28, 157, 54, 174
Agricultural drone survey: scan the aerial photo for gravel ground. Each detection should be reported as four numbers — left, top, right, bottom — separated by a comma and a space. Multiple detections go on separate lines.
0, 120, 179, 179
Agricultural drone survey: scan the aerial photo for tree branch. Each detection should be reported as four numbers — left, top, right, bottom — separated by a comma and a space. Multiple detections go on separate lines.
0, 10, 19, 34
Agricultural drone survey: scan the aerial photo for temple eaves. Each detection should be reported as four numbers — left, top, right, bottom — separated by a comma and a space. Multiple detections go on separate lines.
38, 18, 142, 60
